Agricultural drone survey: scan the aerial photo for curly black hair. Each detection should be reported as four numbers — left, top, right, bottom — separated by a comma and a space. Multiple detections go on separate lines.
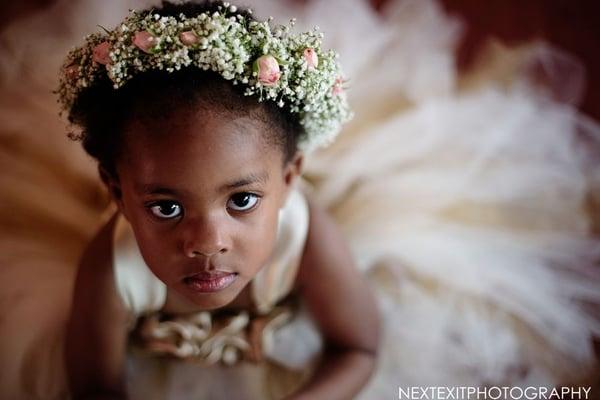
67, 1, 303, 180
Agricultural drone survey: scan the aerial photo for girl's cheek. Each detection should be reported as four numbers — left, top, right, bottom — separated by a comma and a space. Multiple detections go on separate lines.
254, 213, 279, 262
138, 231, 177, 265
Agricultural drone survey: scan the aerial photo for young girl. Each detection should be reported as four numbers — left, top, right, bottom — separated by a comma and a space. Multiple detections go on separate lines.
60, 1, 379, 399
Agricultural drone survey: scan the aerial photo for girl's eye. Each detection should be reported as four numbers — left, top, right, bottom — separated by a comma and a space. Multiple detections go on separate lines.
227, 193, 260, 212
148, 201, 182, 219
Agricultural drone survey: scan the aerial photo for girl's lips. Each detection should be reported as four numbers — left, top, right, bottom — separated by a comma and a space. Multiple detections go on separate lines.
183, 271, 237, 293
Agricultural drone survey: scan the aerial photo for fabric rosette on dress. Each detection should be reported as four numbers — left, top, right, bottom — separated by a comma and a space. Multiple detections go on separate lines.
125, 304, 321, 399
133, 306, 298, 366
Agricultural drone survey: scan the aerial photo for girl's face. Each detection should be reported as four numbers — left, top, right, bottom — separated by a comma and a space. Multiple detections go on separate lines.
109, 107, 301, 310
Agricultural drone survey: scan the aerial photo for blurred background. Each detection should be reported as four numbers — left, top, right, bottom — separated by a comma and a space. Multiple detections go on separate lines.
381, 0, 600, 121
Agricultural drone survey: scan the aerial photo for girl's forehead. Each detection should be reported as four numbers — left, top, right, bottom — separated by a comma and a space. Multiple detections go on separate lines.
124, 108, 271, 152
118, 111, 283, 191
127, 104, 276, 148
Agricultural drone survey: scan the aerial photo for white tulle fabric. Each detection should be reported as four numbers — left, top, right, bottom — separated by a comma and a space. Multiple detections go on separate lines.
0, 0, 599, 398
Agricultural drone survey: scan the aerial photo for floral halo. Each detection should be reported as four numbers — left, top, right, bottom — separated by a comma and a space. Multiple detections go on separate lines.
57, 2, 353, 151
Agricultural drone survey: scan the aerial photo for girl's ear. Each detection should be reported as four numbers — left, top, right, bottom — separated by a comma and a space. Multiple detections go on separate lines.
281, 151, 304, 205
98, 165, 128, 218
284, 151, 304, 185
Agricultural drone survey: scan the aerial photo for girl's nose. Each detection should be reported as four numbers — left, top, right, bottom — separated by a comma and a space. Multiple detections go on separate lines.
182, 217, 230, 258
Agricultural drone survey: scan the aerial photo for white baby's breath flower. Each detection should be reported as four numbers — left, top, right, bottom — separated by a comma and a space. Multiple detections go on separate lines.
57, 4, 352, 150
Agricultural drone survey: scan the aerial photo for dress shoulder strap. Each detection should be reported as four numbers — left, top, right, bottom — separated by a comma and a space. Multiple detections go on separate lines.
112, 214, 167, 318
251, 188, 310, 314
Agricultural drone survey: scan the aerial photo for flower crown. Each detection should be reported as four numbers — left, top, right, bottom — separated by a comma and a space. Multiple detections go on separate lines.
57, 2, 353, 150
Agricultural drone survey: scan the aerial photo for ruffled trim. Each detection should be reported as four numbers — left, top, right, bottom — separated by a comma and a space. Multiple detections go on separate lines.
132, 305, 293, 366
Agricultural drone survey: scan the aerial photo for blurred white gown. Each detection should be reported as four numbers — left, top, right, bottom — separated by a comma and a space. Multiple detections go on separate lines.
1, 0, 599, 398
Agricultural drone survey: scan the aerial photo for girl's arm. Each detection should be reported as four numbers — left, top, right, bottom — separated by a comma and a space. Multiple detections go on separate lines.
65, 213, 130, 399
287, 199, 381, 400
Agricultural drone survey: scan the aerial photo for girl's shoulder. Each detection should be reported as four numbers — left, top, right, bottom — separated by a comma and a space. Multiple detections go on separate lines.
77, 211, 120, 292
75, 212, 130, 316
112, 212, 167, 318
67, 212, 131, 393
75, 209, 163, 325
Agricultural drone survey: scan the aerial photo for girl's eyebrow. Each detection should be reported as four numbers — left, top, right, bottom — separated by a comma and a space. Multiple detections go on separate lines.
220, 171, 269, 192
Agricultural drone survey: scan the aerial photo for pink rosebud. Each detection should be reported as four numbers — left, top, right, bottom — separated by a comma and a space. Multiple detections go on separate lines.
92, 41, 111, 65
332, 77, 345, 96
255, 55, 281, 87
179, 30, 199, 46
133, 31, 157, 54
303, 48, 318, 69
